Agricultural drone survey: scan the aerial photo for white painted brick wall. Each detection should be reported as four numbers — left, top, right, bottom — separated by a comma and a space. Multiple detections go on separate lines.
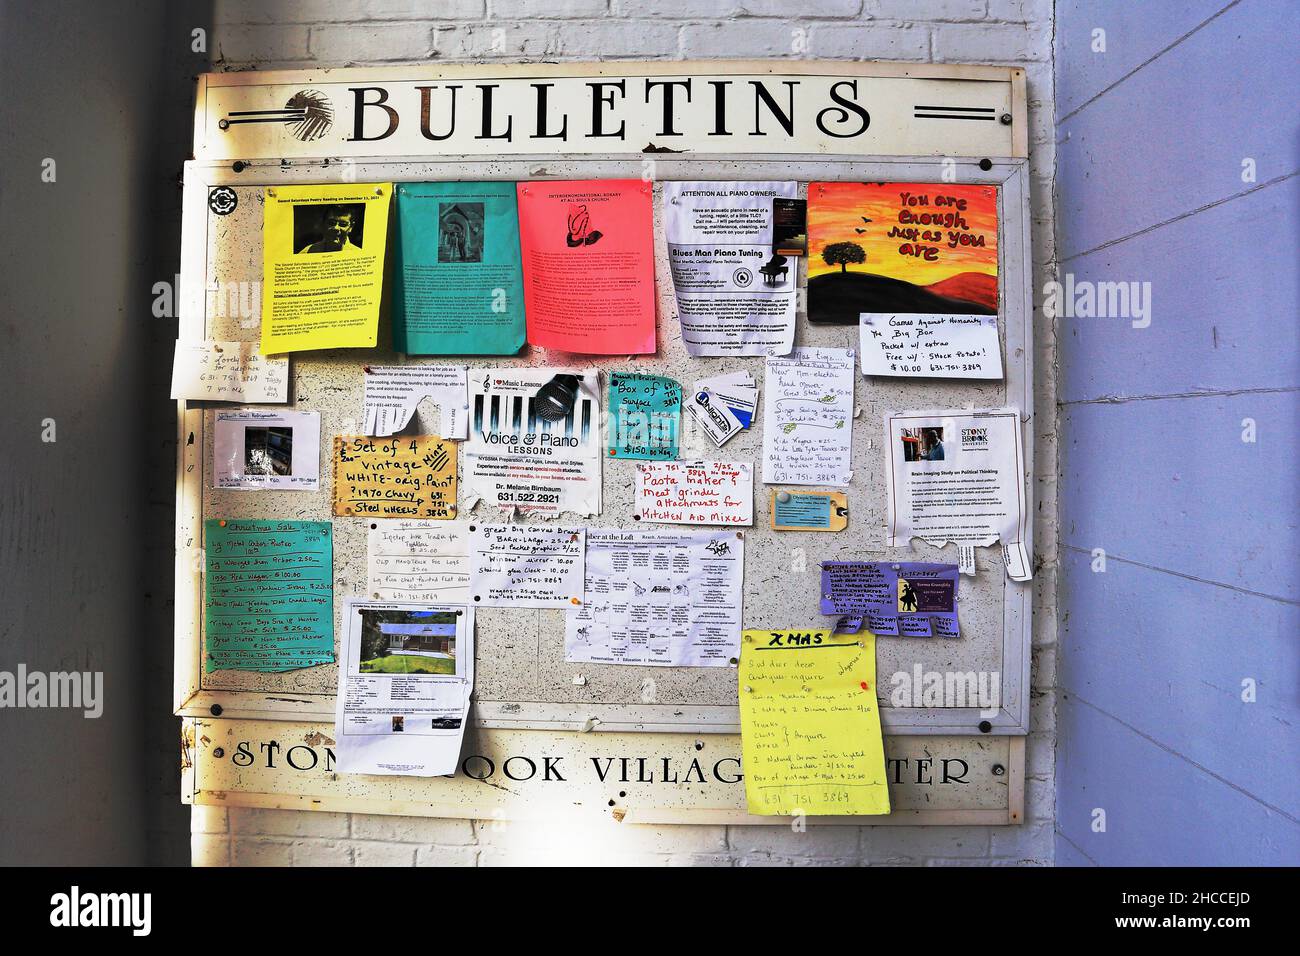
201, 0, 1058, 867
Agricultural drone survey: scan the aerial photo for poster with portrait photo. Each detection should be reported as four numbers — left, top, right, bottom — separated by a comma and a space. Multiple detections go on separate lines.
213, 409, 320, 490
260, 183, 392, 354
885, 408, 1030, 581
293, 202, 366, 254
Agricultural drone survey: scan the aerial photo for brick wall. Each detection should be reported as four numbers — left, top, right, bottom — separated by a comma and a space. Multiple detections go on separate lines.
195, 0, 1058, 867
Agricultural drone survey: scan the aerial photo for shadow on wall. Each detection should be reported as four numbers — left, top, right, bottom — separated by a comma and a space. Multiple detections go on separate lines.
0, 0, 215, 866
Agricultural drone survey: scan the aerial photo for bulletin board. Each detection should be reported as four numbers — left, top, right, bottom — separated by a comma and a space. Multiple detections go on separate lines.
174, 63, 1034, 777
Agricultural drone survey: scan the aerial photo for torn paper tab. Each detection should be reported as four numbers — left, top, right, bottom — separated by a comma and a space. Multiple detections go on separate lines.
363, 364, 468, 439
884, 407, 1031, 581
958, 544, 977, 577
171, 340, 288, 403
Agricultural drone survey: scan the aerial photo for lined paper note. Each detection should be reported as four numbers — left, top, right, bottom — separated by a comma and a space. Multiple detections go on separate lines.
761, 347, 855, 486
367, 520, 470, 603
204, 519, 334, 672
739, 629, 890, 816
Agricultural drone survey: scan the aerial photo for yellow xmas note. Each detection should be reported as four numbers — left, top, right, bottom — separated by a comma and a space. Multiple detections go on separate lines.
739, 629, 890, 816
333, 435, 457, 520
260, 183, 393, 354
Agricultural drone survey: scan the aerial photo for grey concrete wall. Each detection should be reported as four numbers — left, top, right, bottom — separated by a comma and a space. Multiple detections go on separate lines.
0, 0, 204, 865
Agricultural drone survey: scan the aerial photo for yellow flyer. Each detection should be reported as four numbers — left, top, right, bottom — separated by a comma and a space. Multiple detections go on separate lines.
260, 183, 392, 353
333, 435, 457, 520
739, 629, 890, 816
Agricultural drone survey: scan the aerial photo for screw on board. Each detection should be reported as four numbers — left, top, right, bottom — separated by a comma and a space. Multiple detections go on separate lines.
979, 158, 993, 171
210, 704, 223, 716
213, 747, 225, 758
978, 720, 992, 733
992, 763, 1006, 776
999, 113, 1012, 125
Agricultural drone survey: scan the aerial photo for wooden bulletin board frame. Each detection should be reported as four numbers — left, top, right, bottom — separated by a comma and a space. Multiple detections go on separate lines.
174, 63, 1034, 741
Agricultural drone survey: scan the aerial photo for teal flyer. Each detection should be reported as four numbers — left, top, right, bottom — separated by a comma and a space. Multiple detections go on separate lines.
393, 181, 526, 355
608, 372, 681, 460
204, 519, 335, 672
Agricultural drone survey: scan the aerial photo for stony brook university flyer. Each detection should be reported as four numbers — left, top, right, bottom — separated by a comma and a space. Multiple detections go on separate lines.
463, 368, 603, 517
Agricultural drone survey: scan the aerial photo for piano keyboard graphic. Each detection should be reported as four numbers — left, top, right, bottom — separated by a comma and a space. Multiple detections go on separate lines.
474, 392, 593, 443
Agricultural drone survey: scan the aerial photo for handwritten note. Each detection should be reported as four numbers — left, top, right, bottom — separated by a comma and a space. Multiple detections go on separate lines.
761, 347, 855, 486
739, 630, 889, 816
362, 364, 468, 438
203, 519, 334, 672
368, 520, 470, 603
171, 340, 288, 402
469, 525, 586, 608
859, 313, 1003, 379
607, 371, 680, 460
333, 436, 457, 520
819, 561, 960, 638
634, 460, 753, 526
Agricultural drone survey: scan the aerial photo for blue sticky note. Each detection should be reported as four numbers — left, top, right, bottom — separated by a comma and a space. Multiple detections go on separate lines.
774, 493, 832, 528
204, 519, 335, 672
608, 372, 681, 460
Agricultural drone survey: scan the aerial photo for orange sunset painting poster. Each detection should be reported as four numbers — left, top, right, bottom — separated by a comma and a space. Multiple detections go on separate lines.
807, 182, 999, 324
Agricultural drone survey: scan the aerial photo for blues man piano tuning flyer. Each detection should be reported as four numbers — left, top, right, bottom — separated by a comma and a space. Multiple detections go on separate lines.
664, 181, 798, 357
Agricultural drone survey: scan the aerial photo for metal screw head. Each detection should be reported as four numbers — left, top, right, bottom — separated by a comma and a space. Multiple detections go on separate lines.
213, 747, 225, 759
978, 720, 992, 733
978, 158, 993, 171
217, 118, 230, 131
210, 704, 223, 717
999, 113, 1012, 125
991, 763, 1006, 776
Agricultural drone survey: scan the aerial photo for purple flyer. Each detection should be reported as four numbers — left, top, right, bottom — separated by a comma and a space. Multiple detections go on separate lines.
819, 561, 960, 638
